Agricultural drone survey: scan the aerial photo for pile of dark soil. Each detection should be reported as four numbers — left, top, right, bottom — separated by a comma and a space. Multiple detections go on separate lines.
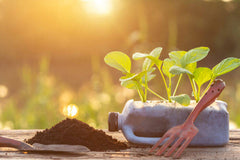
26, 118, 128, 151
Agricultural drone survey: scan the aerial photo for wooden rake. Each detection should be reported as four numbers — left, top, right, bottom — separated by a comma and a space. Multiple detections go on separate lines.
149, 79, 226, 158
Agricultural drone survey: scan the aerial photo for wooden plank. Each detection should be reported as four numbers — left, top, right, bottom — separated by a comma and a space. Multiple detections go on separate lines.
229, 129, 240, 140
0, 129, 38, 141
0, 129, 239, 159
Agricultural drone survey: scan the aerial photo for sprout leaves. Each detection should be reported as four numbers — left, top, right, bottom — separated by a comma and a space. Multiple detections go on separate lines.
212, 57, 240, 78
104, 46, 240, 104
104, 51, 131, 74
171, 94, 191, 106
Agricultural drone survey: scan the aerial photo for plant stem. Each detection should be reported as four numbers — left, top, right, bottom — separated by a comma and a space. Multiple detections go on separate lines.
157, 66, 169, 97
137, 83, 145, 102
200, 78, 214, 99
147, 87, 166, 100
193, 79, 197, 96
196, 86, 201, 102
144, 72, 148, 102
137, 88, 144, 102
168, 75, 172, 102
192, 79, 198, 101
188, 75, 197, 100
173, 74, 182, 96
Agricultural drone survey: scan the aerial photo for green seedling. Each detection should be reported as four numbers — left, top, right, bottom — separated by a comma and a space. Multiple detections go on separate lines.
104, 47, 240, 105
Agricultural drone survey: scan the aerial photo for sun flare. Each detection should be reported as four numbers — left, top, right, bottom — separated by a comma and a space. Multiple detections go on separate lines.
82, 0, 112, 15
62, 104, 79, 118
0, 85, 8, 98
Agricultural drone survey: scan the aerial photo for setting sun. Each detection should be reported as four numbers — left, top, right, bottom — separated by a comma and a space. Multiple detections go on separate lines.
82, 0, 112, 15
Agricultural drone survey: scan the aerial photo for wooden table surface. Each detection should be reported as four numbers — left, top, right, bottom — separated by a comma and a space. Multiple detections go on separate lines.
0, 129, 240, 159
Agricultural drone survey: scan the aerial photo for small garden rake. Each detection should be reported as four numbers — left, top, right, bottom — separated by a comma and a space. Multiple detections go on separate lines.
149, 79, 226, 158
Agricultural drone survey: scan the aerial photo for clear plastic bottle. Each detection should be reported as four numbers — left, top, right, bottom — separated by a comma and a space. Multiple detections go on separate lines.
108, 99, 229, 146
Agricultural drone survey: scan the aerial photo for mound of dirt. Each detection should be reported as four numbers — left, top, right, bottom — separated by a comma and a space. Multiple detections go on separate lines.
26, 118, 128, 151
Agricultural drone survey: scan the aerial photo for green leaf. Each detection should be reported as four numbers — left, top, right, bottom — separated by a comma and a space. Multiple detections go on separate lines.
181, 47, 209, 67
121, 80, 138, 89
120, 71, 149, 82
119, 73, 137, 82
104, 51, 131, 74
169, 65, 192, 75
193, 67, 212, 87
169, 51, 187, 65
132, 52, 148, 60
144, 56, 163, 69
145, 74, 156, 82
142, 47, 162, 71
133, 53, 162, 69
152, 58, 163, 69
194, 69, 211, 88
185, 62, 197, 74
142, 67, 156, 83
120, 73, 142, 90
212, 57, 240, 78
170, 94, 191, 106
162, 58, 176, 77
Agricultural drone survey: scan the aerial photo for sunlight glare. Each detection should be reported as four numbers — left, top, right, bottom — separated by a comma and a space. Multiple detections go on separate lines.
82, 0, 112, 15
62, 104, 79, 118
0, 85, 8, 98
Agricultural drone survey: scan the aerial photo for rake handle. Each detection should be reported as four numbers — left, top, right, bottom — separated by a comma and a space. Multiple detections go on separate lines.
184, 79, 225, 125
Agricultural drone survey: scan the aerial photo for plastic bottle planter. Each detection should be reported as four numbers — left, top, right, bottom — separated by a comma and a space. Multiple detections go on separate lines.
108, 99, 229, 146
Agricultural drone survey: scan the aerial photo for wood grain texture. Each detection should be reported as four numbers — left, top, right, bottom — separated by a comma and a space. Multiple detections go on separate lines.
0, 129, 239, 159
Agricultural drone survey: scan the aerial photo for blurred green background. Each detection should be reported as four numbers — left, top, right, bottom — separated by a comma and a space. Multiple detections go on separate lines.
0, 0, 239, 129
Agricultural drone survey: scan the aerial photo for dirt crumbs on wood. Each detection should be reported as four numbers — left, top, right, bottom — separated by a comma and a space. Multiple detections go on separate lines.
26, 118, 128, 151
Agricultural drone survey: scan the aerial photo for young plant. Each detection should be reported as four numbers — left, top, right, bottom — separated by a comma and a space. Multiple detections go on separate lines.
104, 47, 240, 105
169, 49, 240, 102
104, 48, 162, 102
